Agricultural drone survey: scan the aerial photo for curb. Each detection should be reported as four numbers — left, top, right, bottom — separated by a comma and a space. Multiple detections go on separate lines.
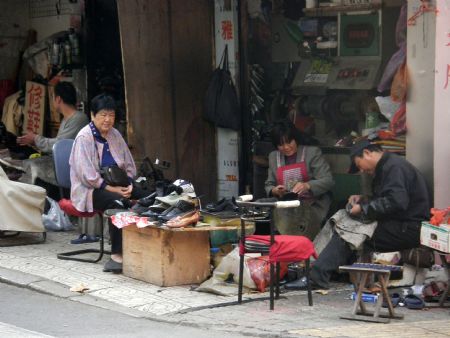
0, 266, 284, 337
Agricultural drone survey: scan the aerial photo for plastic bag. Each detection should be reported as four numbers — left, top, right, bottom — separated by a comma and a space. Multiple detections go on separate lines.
196, 247, 256, 296
389, 102, 406, 135
375, 96, 401, 122
391, 62, 408, 102
42, 197, 73, 231
247, 256, 288, 292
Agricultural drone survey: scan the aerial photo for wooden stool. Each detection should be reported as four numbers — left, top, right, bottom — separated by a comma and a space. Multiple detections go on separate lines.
339, 263, 404, 323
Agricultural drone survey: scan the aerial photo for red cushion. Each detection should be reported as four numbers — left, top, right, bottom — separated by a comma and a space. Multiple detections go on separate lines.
58, 199, 99, 217
240, 235, 317, 263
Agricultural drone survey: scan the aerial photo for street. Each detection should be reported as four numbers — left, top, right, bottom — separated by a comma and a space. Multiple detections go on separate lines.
0, 283, 244, 338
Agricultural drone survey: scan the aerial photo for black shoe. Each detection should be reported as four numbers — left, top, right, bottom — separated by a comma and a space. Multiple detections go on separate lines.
137, 191, 157, 207
131, 204, 150, 215
158, 199, 195, 222
284, 276, 322, 290
103, 259, 122, 273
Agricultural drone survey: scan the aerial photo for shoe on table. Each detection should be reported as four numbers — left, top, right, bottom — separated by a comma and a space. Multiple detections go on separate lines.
103, 259, 122, 273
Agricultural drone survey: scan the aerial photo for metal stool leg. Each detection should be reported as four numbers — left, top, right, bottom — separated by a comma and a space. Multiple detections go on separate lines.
270, 261, 275, 310
275, 262, 280, 299
57, 216, 110, 263
306, 258, 313, 306
238, 251, 245, 303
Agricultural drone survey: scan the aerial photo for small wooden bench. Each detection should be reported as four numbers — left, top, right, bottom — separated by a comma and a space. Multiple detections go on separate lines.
339, 263, 404, 323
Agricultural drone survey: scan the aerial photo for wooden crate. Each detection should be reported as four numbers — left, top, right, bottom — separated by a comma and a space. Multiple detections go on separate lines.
123, 224, 211, 286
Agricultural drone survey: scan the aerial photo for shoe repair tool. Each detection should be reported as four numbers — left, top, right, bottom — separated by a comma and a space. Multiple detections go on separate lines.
339, 263, 404, 323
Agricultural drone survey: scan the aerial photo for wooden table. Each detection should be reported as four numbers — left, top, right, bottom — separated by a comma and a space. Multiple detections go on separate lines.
339, 263, 404, 324
123, 223, 245, 287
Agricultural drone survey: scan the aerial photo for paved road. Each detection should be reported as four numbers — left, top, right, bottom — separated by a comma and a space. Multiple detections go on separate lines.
0, 283, 244, 338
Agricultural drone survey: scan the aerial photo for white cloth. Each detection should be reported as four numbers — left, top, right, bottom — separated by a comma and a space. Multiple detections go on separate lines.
0, 166, 46, 232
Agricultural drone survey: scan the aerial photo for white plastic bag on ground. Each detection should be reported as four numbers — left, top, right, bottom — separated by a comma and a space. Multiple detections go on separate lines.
42, 197, 73, 231
196, 247, 257, 296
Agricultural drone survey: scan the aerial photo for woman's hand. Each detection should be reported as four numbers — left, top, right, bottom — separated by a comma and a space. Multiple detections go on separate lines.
120, 184, 133, 199
292, 182, 310, 195
271, 185, 286, 198
106, 185, 133, 199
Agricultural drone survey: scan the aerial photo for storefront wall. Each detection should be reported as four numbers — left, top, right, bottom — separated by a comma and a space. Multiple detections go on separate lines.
116, 0, 217, 201
0, 1, 29, 80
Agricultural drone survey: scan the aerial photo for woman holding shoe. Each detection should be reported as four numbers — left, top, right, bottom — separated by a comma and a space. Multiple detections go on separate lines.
264, 119, 334, 239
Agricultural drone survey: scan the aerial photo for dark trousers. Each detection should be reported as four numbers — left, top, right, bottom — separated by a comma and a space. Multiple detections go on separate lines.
311, 220, 421, 288
92, 183, 147, 254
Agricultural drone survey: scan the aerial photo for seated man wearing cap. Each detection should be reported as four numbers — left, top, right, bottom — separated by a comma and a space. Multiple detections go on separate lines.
288, 139, 430, 290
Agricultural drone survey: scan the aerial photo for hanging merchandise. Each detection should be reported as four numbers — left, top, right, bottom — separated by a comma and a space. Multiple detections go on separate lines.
204, 45, 241, 131
390, 62, 408, 103
68, 28, 81, 64
64, 38, 72, 65
50, 39, 60, 66
377, 2, 407, 93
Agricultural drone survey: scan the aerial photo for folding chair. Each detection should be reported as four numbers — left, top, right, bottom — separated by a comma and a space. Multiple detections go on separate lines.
236, 195, 317, 310
53, 139, 108, 263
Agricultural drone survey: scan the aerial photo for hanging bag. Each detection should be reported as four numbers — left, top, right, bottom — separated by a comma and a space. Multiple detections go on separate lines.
204, 45, 241, 130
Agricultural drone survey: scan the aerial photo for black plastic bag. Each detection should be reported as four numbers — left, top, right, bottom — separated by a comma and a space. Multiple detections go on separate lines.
204, 45, 240, 131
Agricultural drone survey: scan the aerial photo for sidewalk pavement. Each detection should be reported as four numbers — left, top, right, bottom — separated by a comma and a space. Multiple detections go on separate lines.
1, 231, 450, 337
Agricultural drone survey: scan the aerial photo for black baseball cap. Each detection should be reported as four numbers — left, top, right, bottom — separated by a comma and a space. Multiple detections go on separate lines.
348, 139, 372, 174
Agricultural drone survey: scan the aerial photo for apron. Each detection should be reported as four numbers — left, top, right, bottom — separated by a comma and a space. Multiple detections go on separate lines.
273, 147, 320, 238
275, 147, 313, 200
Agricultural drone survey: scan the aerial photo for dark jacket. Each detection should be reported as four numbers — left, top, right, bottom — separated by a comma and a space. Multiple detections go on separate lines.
360, 152, 430, 225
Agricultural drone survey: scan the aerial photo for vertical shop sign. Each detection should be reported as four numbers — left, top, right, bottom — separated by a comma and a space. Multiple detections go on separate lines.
23, 81, 46, 135
221, 20, 233, 40
215, 0, 240, 198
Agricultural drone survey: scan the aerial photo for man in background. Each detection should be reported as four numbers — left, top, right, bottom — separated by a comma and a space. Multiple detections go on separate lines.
17, 81, 89, 199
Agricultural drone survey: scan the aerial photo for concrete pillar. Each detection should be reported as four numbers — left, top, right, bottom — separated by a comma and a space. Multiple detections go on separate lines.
406, 0, 436, 191
407, 0, 450, 208
433, 0, 450, 208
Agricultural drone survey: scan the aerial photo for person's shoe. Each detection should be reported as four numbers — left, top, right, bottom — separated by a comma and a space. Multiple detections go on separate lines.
70, 234, 100, 244
284, 276, 322, 290
103, 259, 122, 273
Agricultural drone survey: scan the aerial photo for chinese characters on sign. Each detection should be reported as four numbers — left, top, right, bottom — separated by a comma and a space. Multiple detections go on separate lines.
23, 81, 46, 135
221, 20, 233, 40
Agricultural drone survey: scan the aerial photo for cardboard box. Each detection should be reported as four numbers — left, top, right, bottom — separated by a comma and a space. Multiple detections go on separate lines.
420, 221, 450, 253
123, 224, 211, 286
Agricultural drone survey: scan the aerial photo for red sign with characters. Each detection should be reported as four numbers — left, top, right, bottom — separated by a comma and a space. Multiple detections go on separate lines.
23, 81, 46, 135
221, 20, 233, 40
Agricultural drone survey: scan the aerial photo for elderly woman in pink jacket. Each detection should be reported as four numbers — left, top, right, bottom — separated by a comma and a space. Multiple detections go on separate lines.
69, 94, 147, 273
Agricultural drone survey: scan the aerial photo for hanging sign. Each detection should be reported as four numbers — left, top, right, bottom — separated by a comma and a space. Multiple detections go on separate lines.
23, 81, 46, 135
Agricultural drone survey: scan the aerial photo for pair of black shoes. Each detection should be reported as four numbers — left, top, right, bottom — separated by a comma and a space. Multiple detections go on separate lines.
158, 199, 195, 222
131, 192, 158, 215
205, 198, 238, 212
